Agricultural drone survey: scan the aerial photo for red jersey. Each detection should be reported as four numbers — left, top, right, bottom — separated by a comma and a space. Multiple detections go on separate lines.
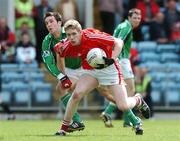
56, 28, 115, 69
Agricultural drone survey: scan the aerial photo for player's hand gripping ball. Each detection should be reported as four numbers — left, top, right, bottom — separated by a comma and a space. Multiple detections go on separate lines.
86, 48, 107, 68
87, 48, 114, 69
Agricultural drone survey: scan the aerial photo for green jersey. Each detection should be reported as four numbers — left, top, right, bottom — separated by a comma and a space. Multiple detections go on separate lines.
113, 20, 133, 59
41, 28, 81, 78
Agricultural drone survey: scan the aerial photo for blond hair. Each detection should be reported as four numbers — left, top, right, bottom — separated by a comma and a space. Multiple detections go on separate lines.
64, 19, 82, 31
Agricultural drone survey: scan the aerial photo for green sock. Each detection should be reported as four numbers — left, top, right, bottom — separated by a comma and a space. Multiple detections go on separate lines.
123, 108, 137, 124
123, 113, 130, 124
124, 109, 140, 126
104, 102, 117, 115
60, 93, 82, 122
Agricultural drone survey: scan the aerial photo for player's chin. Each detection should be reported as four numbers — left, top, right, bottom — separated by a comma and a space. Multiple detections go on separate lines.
134, 23, 140, 28
71, 42, 78, 46
49, 30, 54, 34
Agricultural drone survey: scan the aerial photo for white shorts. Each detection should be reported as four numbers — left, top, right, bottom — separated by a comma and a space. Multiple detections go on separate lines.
119, 58, 134, 79
65, 67, 84, 80
82, 61, 125, 86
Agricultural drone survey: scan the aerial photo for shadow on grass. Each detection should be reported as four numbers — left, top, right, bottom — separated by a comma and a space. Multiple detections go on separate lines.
23, 134, 129, 138
23, 134, 88, 138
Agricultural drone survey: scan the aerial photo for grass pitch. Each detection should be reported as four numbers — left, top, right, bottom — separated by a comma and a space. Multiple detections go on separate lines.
0, 119, 180, 141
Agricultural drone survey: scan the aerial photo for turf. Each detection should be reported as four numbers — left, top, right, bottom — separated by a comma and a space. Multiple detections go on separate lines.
0, 119, 180, 141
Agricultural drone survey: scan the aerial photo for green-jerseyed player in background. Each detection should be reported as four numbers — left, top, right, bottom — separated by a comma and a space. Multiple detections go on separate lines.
100, 8, 150, 127
41, 12, 85, 132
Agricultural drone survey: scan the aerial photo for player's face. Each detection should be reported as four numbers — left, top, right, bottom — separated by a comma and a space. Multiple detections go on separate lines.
45, 16, 61, 34
129, 14, 141, 29
65, 28, 82, 46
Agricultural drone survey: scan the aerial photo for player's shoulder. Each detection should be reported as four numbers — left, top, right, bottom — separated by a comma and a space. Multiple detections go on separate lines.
118, 20, 131, 29
43, 33, 52, 43
42, 33, 53, 49
83, 28, 100, 34
83, 28, 112, 39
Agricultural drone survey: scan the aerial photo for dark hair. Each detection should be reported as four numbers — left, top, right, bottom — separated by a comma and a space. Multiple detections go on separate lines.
44, 12, 62, 22
128, 8, 141, 17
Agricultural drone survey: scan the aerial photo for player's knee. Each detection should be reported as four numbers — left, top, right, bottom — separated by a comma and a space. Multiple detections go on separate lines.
117, 103, 129, 111
129, 90, 135, 97
72, 92, 82, 102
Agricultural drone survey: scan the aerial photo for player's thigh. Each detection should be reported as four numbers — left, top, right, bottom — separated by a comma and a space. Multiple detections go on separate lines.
74, 74, 99, 97
97, 86, 111, 96
97, 86, 115, 103
109, 84, 128, 110
65, 67, 82, 79
124, 78, 135, 96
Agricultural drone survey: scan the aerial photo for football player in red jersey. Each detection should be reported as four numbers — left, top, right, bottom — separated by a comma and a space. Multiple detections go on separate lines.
54, 19, 150, 136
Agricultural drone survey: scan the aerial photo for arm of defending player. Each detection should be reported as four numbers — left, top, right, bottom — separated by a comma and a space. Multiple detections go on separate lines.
56, 53, 72, 88
41, 40, 72, 88
56, 52, 66, 74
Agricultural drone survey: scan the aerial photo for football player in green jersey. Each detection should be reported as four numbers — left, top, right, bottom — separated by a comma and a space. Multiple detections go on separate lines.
41, 12, 85, 132
101, 8, 150, 128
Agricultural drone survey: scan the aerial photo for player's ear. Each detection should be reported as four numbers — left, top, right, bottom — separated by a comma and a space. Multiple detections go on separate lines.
79, 30, 83, 35
58, 21, 62, 26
